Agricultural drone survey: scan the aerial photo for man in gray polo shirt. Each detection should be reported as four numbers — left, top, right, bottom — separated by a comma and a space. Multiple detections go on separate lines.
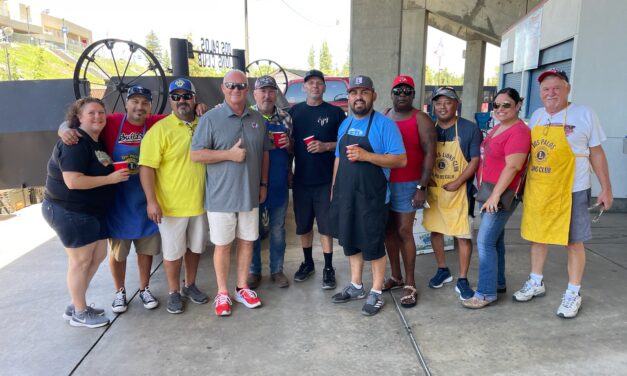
191, 69, 271, 317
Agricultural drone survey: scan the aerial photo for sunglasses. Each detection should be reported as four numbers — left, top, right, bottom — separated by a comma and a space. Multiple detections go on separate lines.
588, 202, 605, 223
170, 93, 194, 101
224, 82, 248, 90
493, 102, 513, 109
392, 87, 415, 96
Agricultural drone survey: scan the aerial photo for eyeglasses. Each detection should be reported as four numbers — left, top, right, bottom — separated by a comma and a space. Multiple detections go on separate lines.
392, 87, 415, 96
170, 93, 194, 101
224, 82, 248, 90
588, 202, 605, 223
493, 102, 513, 109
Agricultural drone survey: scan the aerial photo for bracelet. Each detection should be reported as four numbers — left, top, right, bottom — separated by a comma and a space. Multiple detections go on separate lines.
260, 182, 268, 187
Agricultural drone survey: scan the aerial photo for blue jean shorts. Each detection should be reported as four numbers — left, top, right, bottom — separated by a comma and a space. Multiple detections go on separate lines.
389, 181, 418, 213
568, 189, 592, 243
42, 199, 109, 248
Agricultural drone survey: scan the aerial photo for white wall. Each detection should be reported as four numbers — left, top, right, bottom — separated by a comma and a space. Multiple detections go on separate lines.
571, 0, 627, 199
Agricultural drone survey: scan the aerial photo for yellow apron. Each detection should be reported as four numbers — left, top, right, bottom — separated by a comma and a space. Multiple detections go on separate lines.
423, 121, 470, 236
521, 108, 575, 245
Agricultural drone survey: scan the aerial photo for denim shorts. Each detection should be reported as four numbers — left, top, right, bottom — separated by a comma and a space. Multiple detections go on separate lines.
389, 181, 418, 213
41, 200, 108, 248
569, 189, 592, 243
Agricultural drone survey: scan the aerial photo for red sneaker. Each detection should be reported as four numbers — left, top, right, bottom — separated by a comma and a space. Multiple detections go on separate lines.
234, 288, 261, 308
214, 292, 232, 316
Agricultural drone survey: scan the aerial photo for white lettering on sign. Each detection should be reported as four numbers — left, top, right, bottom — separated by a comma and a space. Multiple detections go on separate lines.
198, 38, 233, 69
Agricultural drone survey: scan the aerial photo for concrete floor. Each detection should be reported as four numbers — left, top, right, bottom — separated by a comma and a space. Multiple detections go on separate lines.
1, 202, 626, 376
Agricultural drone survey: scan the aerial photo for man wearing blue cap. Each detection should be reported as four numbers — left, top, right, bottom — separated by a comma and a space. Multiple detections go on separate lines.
139, 78, 210, 314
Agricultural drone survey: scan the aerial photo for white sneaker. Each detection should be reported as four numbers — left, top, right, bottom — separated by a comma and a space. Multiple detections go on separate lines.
557, 290, 582, 319
512, 278, 546, 302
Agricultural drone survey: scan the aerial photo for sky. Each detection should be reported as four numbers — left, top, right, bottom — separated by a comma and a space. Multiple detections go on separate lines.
10, 0, 499, 77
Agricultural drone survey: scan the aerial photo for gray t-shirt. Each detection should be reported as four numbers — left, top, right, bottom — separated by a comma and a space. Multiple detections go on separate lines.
192, 103, 271, 212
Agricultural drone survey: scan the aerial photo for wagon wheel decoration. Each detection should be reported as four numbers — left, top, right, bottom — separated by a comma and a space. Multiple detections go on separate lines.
73, 39, 168, 114
245, 59, 289, 94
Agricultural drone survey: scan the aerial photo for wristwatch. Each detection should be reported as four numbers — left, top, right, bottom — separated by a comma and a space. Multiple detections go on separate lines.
416, 184, 426, 191
260, 182, 268, 187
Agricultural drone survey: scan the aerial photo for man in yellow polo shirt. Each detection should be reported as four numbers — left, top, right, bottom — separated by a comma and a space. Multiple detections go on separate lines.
139, 78, 208, 314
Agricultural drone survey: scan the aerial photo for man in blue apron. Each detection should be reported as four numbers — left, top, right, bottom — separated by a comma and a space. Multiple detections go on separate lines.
329, 75, 407, 316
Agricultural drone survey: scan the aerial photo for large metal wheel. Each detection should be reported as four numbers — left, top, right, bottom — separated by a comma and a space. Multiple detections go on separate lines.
245, 59, 289, 94
73, 39, 168, 114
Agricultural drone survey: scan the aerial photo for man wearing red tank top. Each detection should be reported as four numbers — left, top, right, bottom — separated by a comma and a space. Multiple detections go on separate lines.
382, 75, 436, 308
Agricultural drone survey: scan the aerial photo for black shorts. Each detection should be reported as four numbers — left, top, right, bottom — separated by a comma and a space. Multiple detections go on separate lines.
42, 199, 108, 248
341, 205, 388, 261
292, 182, 332, 236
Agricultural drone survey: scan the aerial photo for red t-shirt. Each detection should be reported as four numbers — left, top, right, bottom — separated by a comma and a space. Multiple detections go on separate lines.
100, 113, 166, 156
389, 110, 424, 183
478, 120, 531, 190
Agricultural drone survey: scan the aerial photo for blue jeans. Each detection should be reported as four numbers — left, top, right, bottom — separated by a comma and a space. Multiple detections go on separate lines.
251, 201, 288, 274
475, 201, 518, 300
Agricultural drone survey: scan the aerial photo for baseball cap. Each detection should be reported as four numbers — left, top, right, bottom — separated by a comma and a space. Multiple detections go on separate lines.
255, 75, 278, 90
432, 86, 460, 102
348, 75, 374, 92
126, 85, 152, 101
304, 69, 325, 82
168, 78, 196, 94
392, 75, 415, 89
538, 68, 569, 83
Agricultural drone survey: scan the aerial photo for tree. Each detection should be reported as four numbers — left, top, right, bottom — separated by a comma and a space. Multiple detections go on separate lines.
162, 50, 171, 70
425, 66, 463, 86
145, 30, 165, 68
485, 64, 500, 86
340, 46, 349, 76
319, 40, 333, 75
307, 45, 315, 70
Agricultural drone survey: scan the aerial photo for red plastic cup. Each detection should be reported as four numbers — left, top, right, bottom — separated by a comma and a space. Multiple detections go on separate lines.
346, 143, 359, 149
113, 161, 129, 171
273, 132, 286, 147
303, 135, 315, 145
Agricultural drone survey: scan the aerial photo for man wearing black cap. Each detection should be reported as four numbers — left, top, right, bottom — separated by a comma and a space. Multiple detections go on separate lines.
58, 86, 166, 315
246, 75, 293, 289
423, 86, 482, 302
515, 69, 613, 319
329, 75, 406, 316
288, 69, 346, 289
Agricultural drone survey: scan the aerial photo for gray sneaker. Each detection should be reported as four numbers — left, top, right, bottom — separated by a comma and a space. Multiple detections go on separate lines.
139, 287, 159, 310
70, 309, 110, 328
112, 288, 128, 313
331, 284, 367, 303
63, 304, 105, 321
361, 291, 385, 316
181, 282, 209, 304
166, 292, 184, 314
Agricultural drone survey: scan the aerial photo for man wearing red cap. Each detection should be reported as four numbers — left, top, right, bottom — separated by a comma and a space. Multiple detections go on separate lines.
515, 69, 613, 319
381, 75, 436, 308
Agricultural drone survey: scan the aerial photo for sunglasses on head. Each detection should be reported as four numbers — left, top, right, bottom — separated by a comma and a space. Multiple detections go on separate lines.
170, 93, 194, 101
224, 82, 248, 90
392, 87, 415, 96
493, 102, 513, 109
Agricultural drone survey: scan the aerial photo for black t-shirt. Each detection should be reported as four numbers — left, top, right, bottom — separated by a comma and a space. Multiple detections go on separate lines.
289, 101, 346, 185
44, 128, 116, 215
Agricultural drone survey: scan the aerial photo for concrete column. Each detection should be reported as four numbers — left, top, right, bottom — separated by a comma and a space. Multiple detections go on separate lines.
461, 39, 486, 121
400, 4, 428, 107
350, 0, 403, 111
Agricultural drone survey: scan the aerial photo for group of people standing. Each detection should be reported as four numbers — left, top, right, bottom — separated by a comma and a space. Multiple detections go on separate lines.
43, 66, 611, 328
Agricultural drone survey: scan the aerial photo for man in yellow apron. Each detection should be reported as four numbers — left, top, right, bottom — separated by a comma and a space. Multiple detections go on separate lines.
423, 87, 483, 301
515, 69, 613, 319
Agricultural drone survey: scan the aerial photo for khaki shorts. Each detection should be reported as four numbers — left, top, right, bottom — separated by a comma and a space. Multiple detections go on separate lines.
158, 214, 208, 261
455, 216, 474, 240
208, 208, 259, 246
109, 233, 161, 262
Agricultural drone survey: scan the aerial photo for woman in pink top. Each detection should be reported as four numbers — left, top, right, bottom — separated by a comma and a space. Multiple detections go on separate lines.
462, 88, 531, 309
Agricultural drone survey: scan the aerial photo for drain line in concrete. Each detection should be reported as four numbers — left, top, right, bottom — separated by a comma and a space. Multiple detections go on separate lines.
389, 292, 432, 376
69, 260, 164, 375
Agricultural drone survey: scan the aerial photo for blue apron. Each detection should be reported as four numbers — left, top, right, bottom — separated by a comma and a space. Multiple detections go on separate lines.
106, 115, 158, 240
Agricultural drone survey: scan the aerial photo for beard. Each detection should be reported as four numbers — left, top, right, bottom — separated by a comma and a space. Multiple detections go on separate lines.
351, 101, 372, 117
